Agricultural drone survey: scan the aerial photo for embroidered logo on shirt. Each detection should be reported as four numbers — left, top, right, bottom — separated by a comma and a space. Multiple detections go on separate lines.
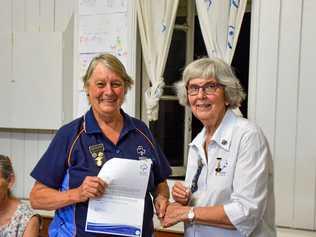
137, 146, 146, 156
137, 145, 148, 160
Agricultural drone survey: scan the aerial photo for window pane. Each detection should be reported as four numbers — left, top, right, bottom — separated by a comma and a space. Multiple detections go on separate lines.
176, 0, 187, 24
163, 29, 187, 96
150, 100, 185, 166
191, 113, 203, 140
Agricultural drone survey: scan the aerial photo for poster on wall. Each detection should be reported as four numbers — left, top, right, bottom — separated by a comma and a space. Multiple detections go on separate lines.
77, 0, 132, 118
79, 13, 128, 66
79, 0, 127, 15
79, 0, 129, 66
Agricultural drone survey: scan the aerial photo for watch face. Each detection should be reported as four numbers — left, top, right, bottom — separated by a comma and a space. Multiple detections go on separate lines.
188, 207, 195, 221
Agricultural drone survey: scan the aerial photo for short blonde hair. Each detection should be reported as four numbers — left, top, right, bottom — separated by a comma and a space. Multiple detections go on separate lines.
83, 53, 133, 90
175, 57, 246, 109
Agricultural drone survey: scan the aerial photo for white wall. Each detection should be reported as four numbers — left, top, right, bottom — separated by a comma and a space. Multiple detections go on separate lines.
0, 0, 77, 198
249, 0, 316, 230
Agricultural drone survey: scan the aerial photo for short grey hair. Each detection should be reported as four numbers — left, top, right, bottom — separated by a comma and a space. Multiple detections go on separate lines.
83, 53, 133, 91
175, 57, 246, 109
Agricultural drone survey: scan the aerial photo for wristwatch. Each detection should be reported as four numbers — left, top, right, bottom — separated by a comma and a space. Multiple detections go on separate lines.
187, 207, 195, 223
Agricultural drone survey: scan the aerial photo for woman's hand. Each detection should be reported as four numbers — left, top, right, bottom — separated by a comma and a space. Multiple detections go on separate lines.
154, 180, 170, 223
30, 178, 107, 211
155, 194, 169, 222
172, 181, 191, 205
76, 176, 107, 202
162, 202, 190, 228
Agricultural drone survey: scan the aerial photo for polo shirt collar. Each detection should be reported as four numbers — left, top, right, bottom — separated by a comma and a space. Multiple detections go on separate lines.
189, 109, 237, 151
84, 107, 137, 136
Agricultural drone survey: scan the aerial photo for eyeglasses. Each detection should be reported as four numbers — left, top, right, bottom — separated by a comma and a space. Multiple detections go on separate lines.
187, 82, 224, 96
190, 159, 203, 194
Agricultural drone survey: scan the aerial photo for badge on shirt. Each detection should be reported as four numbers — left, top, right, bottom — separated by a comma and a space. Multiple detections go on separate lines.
89, 144, 105, 167
214, 157, 229, 176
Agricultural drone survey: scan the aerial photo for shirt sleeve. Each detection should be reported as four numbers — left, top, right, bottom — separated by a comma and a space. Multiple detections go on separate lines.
30, 127, 71, 189
223, 127, 272, 237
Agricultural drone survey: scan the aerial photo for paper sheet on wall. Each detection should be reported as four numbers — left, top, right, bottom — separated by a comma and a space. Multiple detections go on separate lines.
79, 13, 128, 59
80, 0, 128, 15
85, 158, 152, 237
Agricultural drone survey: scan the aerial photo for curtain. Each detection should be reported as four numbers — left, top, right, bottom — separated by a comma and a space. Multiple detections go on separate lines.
136, 0, 179, 121
196, 0, 247, 116
196, 0, 247, 64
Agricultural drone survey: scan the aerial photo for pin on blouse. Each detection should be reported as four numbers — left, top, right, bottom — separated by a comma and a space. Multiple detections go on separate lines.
215, 157, 222, 175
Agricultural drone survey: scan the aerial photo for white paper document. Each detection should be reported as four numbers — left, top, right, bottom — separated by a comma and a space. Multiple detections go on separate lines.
85, 158, 152, 236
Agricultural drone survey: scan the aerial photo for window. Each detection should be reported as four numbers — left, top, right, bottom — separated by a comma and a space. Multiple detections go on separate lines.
141, 0, 251, 177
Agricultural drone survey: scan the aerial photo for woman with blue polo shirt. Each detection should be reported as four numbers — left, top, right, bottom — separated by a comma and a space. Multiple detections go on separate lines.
162, 58, 276, 237
30, 53, 171, 237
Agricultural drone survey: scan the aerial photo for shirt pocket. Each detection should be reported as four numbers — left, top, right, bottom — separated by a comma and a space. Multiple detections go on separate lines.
204, 159, 235, 202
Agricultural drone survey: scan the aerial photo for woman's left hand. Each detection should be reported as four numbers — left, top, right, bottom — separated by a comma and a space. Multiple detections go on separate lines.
162, 202, 190, 228
154, 180, 170, 222
155, 194, 169, 222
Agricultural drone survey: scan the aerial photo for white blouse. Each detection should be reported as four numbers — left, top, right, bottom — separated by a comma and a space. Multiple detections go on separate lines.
184, 109, 276, 237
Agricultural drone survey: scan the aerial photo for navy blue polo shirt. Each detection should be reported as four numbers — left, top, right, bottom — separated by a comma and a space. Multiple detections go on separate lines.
31, 108, 171, 237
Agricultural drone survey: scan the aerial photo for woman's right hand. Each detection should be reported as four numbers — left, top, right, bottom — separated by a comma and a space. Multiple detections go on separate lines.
172, 181, 191, 205
30, 178, 107, 210
76, 176, 107, 202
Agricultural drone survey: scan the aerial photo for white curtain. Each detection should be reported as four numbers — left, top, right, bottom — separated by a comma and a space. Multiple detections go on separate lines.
196, 0, 247, 64
196, 0, 247, 116
136, 0, 179, 121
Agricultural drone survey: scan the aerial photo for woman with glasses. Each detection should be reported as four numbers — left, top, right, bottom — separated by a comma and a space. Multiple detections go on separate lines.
163, 58, 276, 237
30, 53, 171, 237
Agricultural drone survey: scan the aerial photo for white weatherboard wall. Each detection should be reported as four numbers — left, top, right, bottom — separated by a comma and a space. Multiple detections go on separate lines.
249, 0, 316, 230
11, 32, 63, 129
0, 0, 78, 198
